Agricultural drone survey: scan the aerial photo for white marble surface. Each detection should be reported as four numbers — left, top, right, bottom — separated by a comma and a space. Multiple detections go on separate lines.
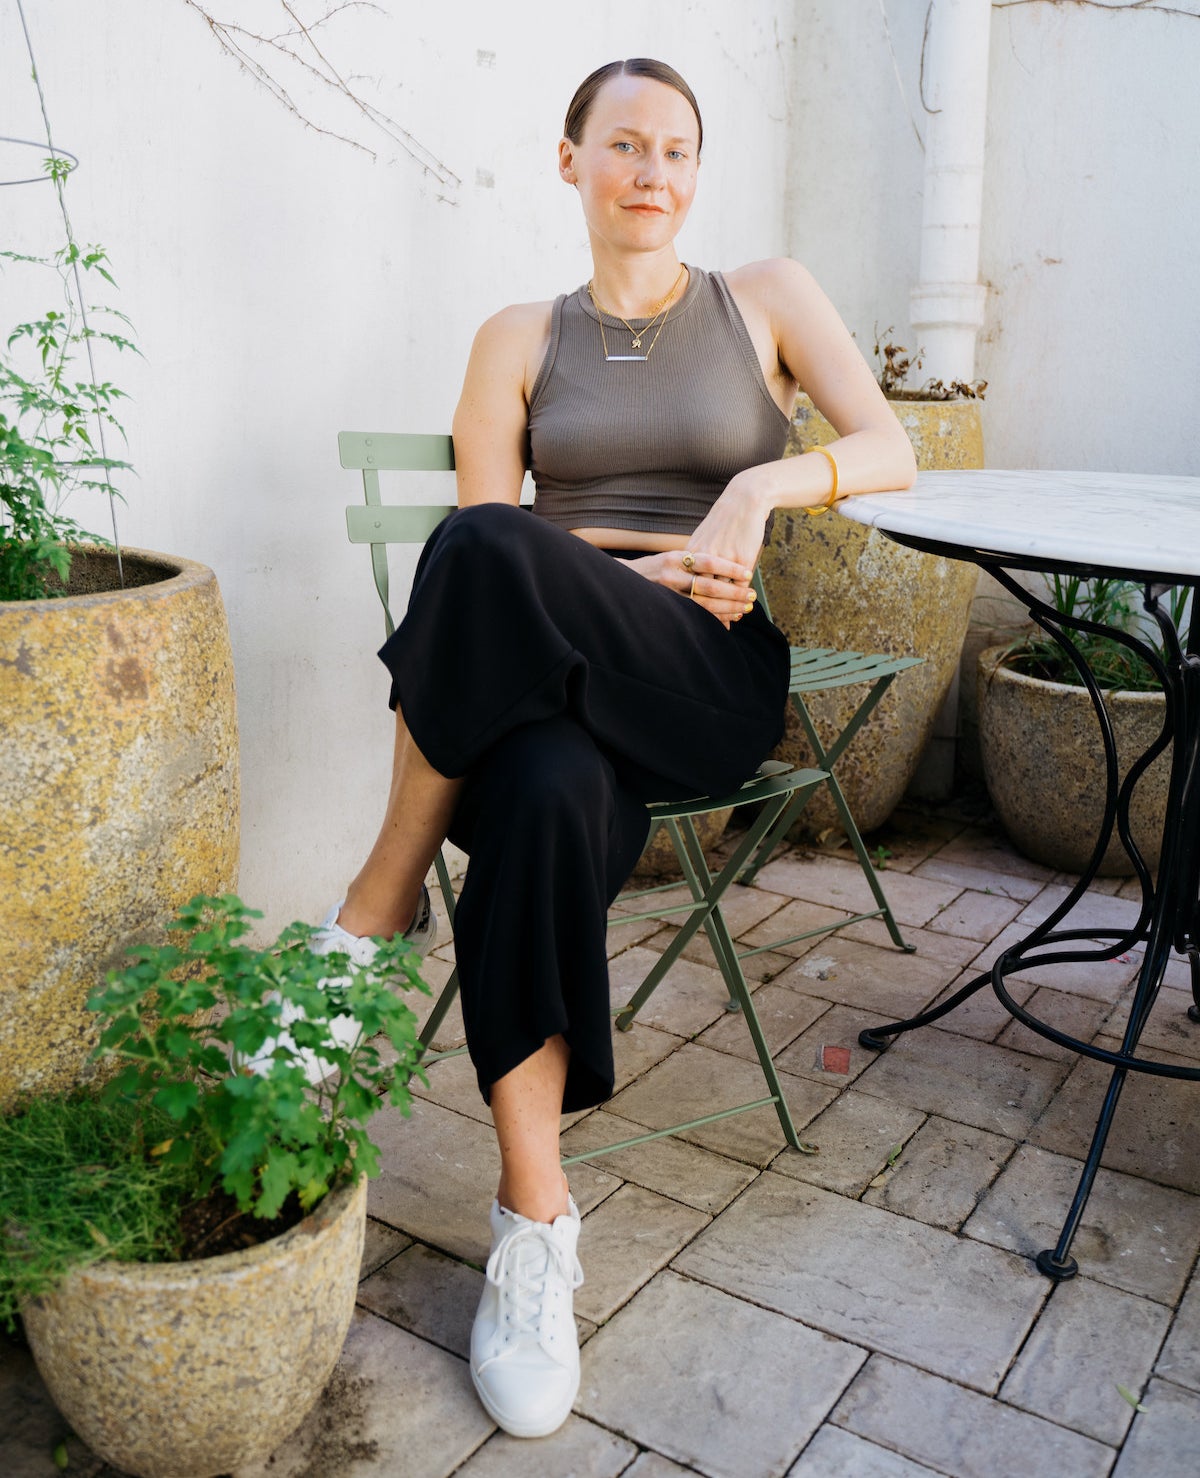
840, 470, 1200, 580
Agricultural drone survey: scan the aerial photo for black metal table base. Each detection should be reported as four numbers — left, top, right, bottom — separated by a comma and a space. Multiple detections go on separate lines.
858, 560, 1200, 1280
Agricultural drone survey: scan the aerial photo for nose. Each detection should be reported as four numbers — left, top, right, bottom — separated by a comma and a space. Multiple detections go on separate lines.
635, 158, 665, 190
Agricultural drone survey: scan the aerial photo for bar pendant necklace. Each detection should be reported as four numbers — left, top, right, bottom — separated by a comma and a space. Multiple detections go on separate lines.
587, 267, 686, 362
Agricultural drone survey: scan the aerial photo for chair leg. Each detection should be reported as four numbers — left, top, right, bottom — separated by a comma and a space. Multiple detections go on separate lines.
739, 684, 913, 952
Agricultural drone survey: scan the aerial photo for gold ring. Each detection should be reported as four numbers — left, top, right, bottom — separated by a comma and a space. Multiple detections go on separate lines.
681, 553, 695, 572
689, 575, 697, 599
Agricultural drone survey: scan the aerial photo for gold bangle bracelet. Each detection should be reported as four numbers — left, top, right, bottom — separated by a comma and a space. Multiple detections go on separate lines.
802, 444, 842, 517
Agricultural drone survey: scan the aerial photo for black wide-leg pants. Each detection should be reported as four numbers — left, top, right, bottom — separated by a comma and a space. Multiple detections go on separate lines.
378, 503, 790, 1111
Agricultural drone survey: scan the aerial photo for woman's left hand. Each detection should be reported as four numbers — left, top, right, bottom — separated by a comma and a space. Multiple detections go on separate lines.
686, 472, 774, 592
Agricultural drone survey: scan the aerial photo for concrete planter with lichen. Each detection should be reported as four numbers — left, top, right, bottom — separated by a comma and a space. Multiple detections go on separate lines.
23, 1172, 365, 1478
759, 393, 982, 837
0, 548, 239, 1111
977, 646, 1168, 876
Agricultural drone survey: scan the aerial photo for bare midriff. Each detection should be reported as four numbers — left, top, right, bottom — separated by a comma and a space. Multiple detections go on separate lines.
570, 527, 689, 553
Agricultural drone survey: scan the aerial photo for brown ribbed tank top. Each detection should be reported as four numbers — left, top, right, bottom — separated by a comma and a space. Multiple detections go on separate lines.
528, 266, 790, 537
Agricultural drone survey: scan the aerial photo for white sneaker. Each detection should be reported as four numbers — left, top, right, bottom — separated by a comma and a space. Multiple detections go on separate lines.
470, 1197, 584, 1438
242, 886, 436, 1082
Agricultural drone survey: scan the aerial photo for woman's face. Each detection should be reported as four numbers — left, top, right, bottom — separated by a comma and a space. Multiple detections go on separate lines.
559, 73, 701, 257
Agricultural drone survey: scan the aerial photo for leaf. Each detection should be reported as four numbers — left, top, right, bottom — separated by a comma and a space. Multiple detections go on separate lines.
53, 1441, 69, 1470
1116, 1384, 1148, 1413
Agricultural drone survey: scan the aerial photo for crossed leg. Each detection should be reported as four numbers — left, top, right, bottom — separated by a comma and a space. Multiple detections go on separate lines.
336, 704, 570, 1223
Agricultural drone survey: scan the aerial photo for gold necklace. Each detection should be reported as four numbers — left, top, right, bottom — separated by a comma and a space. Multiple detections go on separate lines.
587, 264, 688, 362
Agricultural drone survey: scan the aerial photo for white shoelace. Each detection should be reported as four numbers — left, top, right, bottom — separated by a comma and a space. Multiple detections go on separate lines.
485, 1222, 584, 1348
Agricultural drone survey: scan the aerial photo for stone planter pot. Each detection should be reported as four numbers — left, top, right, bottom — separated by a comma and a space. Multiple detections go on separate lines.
23, 1172, 367, 1478
633, 807, 733, 879
759, 395, 982, 836
0, 548, 240, 1111
977, 646, 1169, 876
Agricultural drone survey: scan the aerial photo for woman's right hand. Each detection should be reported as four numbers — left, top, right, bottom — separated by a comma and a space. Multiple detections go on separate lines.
625, 550, 756, 631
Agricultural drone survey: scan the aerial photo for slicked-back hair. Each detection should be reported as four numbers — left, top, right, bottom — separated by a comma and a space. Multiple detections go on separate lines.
563, 58, 703, 158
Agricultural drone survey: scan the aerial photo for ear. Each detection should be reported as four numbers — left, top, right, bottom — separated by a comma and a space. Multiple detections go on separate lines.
558, 137, 577, 186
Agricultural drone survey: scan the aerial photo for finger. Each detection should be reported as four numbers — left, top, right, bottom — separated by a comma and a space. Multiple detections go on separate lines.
683, 550, 755, 584
690, 576, 757, 608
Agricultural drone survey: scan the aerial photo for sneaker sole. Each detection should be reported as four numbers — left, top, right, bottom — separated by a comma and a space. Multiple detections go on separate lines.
469, 1365, 577, 1440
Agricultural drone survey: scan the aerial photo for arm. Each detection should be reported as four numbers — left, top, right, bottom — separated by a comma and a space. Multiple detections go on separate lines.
452, 302, 550, 508
688, 257, 917, 573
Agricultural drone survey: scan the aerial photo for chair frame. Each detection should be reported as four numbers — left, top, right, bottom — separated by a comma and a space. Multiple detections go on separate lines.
339, 429, 827, 1156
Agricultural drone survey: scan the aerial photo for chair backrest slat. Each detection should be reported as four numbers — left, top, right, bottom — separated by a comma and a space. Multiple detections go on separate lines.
340, 431, 457, 635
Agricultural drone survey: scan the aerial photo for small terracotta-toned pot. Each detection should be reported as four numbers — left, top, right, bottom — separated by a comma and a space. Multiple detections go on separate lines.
23, 1173, 366, 1478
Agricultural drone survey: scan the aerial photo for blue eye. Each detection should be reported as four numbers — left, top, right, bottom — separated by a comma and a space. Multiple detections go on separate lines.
614, 141, 634, 152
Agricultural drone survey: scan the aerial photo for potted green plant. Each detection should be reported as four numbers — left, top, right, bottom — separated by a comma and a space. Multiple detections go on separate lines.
2, 893, 428, 1478
977, 576, 1185, 875
1, 149, 239, 1111
759, 331, 986, 837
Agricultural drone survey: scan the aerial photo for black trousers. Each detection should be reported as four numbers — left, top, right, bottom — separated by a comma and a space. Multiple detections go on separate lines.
378, 503, 790, 1111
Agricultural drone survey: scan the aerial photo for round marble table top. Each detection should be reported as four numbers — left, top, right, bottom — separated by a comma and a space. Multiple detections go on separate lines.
839, 469, 1200, 581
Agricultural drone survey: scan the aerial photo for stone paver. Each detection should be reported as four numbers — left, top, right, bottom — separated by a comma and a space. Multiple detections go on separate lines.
366, 1098, 620, 1263
753, 853, 963, 927
559, 1109, 758, 1213
607, 946, 735, 1037
911, 854, 1046, 902
789, 1425, 944, 1476
577, 1270, 866, 1478
15, 806, 1200, 1477
1112, 1377, 1200, 1477
964, 1144, 1200, 1305
774, 1002, 898, 1086
675, 1173, 1047, 1392
1028, 1041, 1200, 1196
1156, 1267, 1200, 1393
1017, 885, 1144, 936
931, 826, 1056, 883
738, 897, 859, 957
770, 1089, 926, 1197
359, 1217, 411, 1279
357, 1242, 481, 1360
574, 1184, 709, 1326
696, 982, 829, 1060
854, 1025, 1069, 1140
928, 888, 1024, 940
772, 936, 957, 1019
993, 984, 1116, 1062
965, 922, 1140, 1003
861, 1116, 1015, 1230
999, 1276, 1171, 1445
831, 1354, 1113, 1478
608, 1042, 836, 1166
839, 914, 984, 965
233, 1309, 492, 1478
452, 1414, 636, 1477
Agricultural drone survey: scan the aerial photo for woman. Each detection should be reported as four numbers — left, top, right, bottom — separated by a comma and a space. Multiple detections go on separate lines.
303, 58, 914, 1437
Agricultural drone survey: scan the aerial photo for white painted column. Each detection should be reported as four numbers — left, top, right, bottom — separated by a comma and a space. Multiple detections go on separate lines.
909, 0, 992, 384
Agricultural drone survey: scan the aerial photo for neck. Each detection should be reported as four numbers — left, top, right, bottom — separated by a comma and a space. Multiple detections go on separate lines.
587, 251, 686, 318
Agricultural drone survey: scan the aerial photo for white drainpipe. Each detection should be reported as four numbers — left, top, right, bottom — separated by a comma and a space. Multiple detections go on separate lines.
909, 0, 992, 385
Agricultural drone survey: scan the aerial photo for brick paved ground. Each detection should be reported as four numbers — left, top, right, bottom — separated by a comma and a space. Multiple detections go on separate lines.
5, 798, 1198, 1476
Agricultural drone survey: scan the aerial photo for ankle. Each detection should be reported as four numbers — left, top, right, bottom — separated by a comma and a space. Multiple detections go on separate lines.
337, 887, 420, 941
497, 1172, 571, 1224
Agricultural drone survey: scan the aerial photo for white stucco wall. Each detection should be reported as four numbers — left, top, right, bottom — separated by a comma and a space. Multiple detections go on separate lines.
3, 0, 798, 932
790, 0, 1200, 473
5, 1, 1198, 931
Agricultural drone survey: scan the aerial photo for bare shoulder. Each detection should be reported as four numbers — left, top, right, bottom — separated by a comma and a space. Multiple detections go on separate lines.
723, 257, 823, 315
467, 299, 555, 398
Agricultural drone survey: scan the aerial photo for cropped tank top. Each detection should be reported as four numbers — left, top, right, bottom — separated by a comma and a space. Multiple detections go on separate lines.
528, 267, 790, 537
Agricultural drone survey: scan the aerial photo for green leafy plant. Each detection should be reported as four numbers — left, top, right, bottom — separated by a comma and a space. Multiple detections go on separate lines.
1001, 575, 1188, 693
0, 894, 430, 1326
1, 153, 136, 601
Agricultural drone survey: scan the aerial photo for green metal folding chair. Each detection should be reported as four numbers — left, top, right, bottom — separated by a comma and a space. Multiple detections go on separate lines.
730, 566, 923, 955
339, 429, 828, 1156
